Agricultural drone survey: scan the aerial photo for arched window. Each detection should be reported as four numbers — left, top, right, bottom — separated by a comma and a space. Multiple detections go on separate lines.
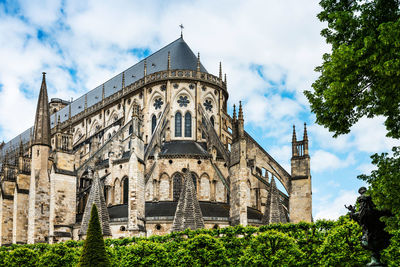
175, 112, 182, 137
151, 115, 157, 133
122, 177, 129, 205
184, 112, 192, 137
210, 116, 215, 127
173, 173, 183, 201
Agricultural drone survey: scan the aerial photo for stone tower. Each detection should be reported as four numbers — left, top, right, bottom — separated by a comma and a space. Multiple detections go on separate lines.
28, 73, 51, 243
229, 102, 250, 226
289, 123, 312, 223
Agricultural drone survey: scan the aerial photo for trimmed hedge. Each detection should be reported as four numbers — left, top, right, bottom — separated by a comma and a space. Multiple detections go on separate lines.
0, 216, 398, 266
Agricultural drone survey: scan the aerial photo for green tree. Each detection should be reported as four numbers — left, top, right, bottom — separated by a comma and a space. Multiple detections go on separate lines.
78, 204, 110, 267
305, 0, 400, 138
305, 0, 400, 224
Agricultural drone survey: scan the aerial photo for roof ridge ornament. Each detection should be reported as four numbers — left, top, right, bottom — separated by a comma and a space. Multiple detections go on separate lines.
179, 24, 184, 38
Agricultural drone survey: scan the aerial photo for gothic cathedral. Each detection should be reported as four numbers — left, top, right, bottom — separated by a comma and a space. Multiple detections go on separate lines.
0, 37, 311, 244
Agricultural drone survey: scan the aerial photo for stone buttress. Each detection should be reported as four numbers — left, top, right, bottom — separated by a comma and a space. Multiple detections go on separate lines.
127, 102, 146, 235
229, 102, 250, 226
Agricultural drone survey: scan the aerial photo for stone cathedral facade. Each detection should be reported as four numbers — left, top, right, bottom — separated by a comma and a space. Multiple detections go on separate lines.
0, 37, 311, 245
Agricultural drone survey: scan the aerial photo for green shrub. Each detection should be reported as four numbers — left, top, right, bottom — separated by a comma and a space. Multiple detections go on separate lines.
38, 243, 80, 267
119, 240, 169, 266
318, 216, 369, 266
78, 204, 110, 267
239, 230, 304, 266
173, 234, 230, 266
3, 247, 39, 267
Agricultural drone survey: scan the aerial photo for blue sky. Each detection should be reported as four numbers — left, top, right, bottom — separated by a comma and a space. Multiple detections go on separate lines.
0, 0, 398, 220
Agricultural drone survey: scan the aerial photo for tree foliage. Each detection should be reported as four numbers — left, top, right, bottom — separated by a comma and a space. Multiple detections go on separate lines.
78, 204, 110, 267
1, 221, 399, 266
305, 0, 400, 138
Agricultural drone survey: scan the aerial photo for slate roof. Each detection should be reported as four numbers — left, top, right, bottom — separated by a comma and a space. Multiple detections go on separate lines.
0, 37, 206, 157
77, 202, 263, 222
158, 141, 209, 157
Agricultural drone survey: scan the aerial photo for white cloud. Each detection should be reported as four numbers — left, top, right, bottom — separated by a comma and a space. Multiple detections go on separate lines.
311, 150, 354, 173
314, 190, 358, 220
357, 163, 376, 176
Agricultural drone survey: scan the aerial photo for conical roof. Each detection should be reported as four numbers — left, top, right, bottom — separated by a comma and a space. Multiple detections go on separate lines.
171, 166, 204, 231
33, 72, 51, 147
262, 177, 288, 224
80, 170, 111, 236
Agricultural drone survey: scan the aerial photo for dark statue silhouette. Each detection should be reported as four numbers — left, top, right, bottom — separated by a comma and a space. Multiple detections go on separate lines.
345, 187, 392, 266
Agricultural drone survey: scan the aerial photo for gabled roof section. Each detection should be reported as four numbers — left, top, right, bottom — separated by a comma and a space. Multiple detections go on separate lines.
262, 177, 288, 224
171, 166, 205, 232
80, 170, 111, 236
0, 37, 207, 156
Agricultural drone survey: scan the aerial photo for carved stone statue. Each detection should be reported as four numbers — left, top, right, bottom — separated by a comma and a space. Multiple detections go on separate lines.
345, 187, 392, 267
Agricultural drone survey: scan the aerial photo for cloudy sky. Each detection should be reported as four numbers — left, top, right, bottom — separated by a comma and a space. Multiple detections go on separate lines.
0, 0, 398, 220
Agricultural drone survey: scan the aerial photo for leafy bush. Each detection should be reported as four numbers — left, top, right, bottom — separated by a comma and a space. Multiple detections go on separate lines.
38, 243, 80, 267
173, 234, 230, 266
318, 217, 369, 266
3, 247, 39, 267
239, 230, 304, 266
119, 240, 169, 267
0, 218, 399, 266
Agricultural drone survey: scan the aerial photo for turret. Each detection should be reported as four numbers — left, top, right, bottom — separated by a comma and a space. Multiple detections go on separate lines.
289, 122, 312, 223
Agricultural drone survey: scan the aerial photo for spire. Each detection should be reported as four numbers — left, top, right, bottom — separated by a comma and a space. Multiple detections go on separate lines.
80, 169, 111, 236
224, 73, 227, 85
292, 125, 297, 143
232, 104, 237, 122
33, 72, 51, 147
262, 177, 288, 224
144, 59, 147, 77
171, 165, 204, 232
303, 122, 308, 141
167, 51, 171, 70
219, 62, 222, 79
197, 52, 200, 72
238, 101, 244, 121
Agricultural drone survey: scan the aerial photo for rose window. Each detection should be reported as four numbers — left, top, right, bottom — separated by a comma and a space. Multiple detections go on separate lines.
203, 100, 213, 111
178, 95, 190, 107
154, 98, 164, 110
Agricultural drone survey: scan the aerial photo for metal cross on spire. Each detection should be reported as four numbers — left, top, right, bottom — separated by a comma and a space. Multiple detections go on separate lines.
179, 24, 184, 38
